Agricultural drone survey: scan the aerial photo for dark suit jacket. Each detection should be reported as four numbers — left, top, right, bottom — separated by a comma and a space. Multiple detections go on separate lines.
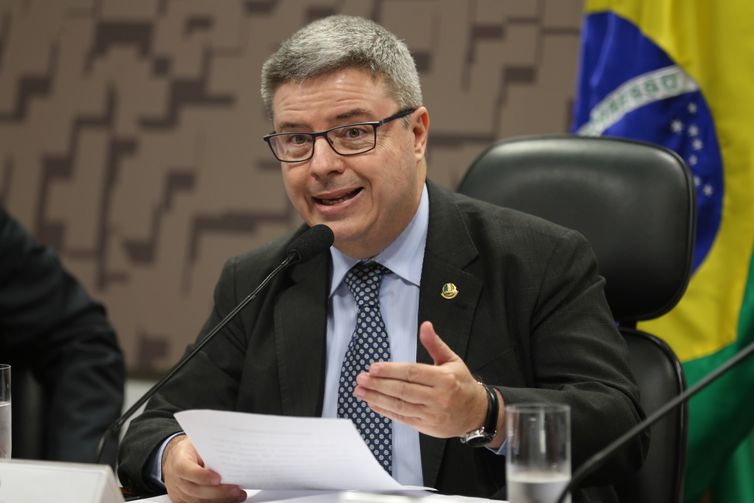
119, 182, 646, 499
0, 204, 125, 462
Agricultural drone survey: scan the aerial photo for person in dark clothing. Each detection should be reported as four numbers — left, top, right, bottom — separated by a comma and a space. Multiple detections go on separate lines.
0, 204, 125, 462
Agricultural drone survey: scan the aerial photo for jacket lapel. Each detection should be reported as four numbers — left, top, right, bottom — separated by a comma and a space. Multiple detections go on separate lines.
419, 182, 483, 488
274, 251, 330, 417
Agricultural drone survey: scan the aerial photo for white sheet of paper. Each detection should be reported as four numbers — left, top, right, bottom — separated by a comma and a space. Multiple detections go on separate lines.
133, 489, 505, 503
175, 410, 429, 491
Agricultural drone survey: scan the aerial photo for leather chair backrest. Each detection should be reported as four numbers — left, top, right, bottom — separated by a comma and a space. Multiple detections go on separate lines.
458, 135, 695, 323
458, 135, 695, 503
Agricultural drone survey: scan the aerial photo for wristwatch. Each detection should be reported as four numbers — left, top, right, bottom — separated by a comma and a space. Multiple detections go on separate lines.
459, 383, 499, 447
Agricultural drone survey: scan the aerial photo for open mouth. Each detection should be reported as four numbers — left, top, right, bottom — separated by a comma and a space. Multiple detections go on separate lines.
314, 188, 362, 206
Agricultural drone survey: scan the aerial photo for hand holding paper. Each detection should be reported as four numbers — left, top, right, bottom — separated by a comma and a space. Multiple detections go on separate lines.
174, 410, 430, 492
162, 434, 246, 503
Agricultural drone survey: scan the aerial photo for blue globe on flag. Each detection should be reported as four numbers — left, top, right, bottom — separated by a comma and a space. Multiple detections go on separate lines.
572, 12, 723, 272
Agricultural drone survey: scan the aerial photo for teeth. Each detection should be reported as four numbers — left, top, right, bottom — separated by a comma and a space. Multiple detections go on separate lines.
322, 197, 343, 205
319, 190, 357, 205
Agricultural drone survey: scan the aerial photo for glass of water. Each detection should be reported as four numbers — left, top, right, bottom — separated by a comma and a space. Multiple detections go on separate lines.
506, 403, 570, 503
0, 364, 10, 459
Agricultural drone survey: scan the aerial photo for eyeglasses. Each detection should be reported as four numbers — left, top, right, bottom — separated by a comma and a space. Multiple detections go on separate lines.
263, 108, 416, 163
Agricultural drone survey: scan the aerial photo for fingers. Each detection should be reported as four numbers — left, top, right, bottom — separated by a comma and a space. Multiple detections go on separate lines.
170, 480, 247, 503
163, 436, 246, 503
355, 363, 472, 437
355, 373, 428, 421
366, 360, 446, 385
364, 323, 458, 384
419, 321, 458, 365
356, 371, 435, 405
356, 366, 460, 411
352, 321, 488, 438
359, 381, 464, 437
369, 402, 423, 428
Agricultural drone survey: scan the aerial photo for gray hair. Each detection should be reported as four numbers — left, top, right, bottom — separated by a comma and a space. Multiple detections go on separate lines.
261, 15, 423, 119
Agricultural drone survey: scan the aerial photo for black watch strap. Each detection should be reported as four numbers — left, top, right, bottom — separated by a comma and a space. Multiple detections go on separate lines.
481, 383, 499, 436
459, 383, 499, 447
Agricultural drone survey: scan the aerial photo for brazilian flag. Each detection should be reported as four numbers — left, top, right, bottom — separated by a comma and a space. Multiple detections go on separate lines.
572, 1, 754, 502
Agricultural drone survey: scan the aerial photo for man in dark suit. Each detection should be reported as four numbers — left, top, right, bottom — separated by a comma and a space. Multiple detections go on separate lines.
0, 204, 125, 462
119, 15, 647, 503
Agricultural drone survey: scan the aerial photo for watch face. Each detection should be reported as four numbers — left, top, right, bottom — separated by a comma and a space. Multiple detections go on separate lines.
463, 430, 494, 447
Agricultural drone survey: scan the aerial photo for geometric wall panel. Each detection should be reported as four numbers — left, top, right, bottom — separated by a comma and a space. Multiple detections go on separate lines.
0, 0, 584, 372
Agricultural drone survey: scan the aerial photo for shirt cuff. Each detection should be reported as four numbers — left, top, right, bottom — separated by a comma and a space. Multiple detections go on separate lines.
487, 438, 508, 456
146, 432, 186, 488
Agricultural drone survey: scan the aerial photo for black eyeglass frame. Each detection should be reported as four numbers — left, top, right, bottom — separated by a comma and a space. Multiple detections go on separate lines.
263, 108, 417, 163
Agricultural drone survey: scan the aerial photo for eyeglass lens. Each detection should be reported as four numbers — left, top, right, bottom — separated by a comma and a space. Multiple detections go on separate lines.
269, 123, 376, 162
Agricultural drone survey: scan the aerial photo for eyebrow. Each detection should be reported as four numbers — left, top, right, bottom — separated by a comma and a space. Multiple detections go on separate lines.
334, 108, 371, 121
277, 108, 374, 131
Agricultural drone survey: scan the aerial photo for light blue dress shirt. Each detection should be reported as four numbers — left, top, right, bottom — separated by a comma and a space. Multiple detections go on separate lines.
322, 185, 429, 486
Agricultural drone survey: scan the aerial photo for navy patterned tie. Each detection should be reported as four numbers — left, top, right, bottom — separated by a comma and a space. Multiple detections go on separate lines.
337, 262, 393, 474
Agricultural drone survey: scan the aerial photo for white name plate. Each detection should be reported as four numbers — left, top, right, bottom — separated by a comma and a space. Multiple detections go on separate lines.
0, 459, 124, 503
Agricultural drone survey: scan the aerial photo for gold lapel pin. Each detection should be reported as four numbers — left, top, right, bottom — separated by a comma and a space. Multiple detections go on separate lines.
441, 282, 459, 299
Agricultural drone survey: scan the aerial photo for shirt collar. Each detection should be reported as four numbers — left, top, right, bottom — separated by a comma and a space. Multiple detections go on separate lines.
329, 184, 429, 296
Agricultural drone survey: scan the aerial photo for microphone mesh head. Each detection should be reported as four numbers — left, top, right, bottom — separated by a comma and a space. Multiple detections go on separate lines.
287, 224, 334, 263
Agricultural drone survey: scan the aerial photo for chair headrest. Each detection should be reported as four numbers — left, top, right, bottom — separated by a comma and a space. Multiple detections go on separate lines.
458, 135, 696, 323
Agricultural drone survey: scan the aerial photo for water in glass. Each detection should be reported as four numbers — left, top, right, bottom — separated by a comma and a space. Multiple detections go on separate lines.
507, 471, 570, 503
0, 401, 10, 459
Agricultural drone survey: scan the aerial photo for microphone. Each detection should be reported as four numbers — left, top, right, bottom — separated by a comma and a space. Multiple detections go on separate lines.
287, 223, 336, 263
555, 337, 754, 503
96, 224, 334, 467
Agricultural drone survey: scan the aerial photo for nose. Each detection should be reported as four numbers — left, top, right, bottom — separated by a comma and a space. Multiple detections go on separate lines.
308, 136, 345, 179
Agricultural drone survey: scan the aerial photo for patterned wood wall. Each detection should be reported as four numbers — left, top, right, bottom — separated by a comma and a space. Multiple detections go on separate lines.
0, 0, 584, 372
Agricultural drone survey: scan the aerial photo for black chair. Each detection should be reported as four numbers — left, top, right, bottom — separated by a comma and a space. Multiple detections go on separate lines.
457, 134, 695, 503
